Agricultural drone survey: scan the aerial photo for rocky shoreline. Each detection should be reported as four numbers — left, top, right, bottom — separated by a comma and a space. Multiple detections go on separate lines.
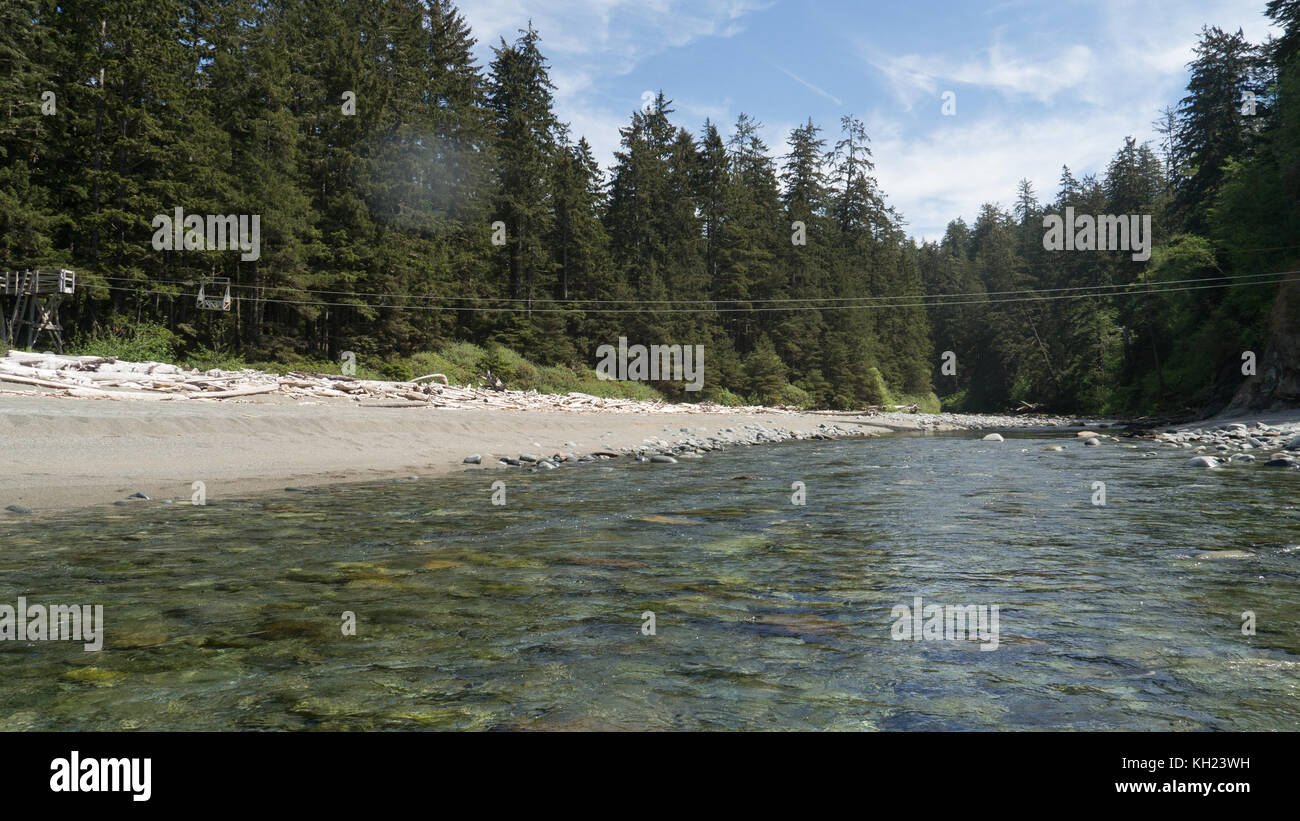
463, 410, 1094, 472
1133, 420, 1300, 469
3, 383, 1294, 514
464, 409, 1300, 478
972, 416, 1300, 471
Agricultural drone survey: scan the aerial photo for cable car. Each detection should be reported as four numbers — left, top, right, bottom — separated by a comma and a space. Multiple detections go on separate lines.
196, 277, 232, 311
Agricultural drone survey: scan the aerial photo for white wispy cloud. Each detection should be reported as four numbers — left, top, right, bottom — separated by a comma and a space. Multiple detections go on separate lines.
772, 63, 842, 106
858, 0, 1281, 237
863, 41, 1097, 108
873, 113, 1138, 242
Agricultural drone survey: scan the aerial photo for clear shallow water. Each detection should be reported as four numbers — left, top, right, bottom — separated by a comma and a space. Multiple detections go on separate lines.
1, 432, 1298, 731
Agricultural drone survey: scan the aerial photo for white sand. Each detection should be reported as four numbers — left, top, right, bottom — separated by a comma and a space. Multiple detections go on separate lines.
0, 387, 969, 511
4, 381, 1294, 513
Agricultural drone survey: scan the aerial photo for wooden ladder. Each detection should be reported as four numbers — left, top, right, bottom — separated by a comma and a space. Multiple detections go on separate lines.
7, 270, 67, 353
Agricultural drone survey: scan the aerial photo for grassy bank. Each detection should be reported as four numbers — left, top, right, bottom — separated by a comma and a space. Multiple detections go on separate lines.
63, 319, 941, 410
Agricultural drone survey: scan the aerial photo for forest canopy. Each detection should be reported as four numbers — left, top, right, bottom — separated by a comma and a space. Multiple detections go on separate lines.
2, 0, 1298, 413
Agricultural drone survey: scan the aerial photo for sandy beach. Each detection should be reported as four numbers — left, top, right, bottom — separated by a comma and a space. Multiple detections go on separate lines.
0, 382, 1086, 512
4, 346, 1294, 515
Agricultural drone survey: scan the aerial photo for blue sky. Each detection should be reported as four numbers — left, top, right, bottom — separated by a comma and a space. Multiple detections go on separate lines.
458, 0, 1279, 241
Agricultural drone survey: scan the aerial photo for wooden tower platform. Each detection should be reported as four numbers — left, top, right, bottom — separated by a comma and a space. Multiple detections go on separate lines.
1, 269, 76, 353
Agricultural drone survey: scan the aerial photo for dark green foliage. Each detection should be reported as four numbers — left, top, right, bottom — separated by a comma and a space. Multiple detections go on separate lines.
7, 2, 1293, 413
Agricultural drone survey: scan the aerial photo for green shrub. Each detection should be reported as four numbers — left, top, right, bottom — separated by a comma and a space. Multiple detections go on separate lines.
711, 388, 747, 407
774, 383, 813, 408
441, 342, 489, 374
404, 341, 667, 400
482, 343, 540, 388
69, 319, 176, 363
407, 351, 473, 386
893, 392, 942, 414
377, 360, 414, 382
940, 389, 969, 412
862, 366, 888, 406
180, 350, 248, 372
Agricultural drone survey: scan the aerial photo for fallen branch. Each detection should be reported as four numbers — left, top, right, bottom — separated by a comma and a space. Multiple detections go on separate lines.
411, 373, 449, 385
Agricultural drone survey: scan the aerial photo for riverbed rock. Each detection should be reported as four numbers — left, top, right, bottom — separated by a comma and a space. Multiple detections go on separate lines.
4, 504, 33, 514
982, 433, 1004, 442
1186, 456, 1220, 468
110, 626, 169, 649
1083, 437, 1100, 446
1077, 430, 1099, 438
1194, 550, 1253, 560
650, 455, 678, 464
58, 667, 126, 685
254, 620, 328, 640
1265, 455, 1298, 467
462, 454, 481, 464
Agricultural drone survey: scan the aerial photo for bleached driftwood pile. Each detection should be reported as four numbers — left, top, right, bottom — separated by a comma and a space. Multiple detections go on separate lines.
0, 350, 794, 414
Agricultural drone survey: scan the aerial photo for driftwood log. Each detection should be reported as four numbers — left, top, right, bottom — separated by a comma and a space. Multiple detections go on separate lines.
0, 349, 804, 416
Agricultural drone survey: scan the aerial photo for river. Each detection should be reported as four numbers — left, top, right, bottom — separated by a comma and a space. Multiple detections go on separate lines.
1, 430, 1297, 730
